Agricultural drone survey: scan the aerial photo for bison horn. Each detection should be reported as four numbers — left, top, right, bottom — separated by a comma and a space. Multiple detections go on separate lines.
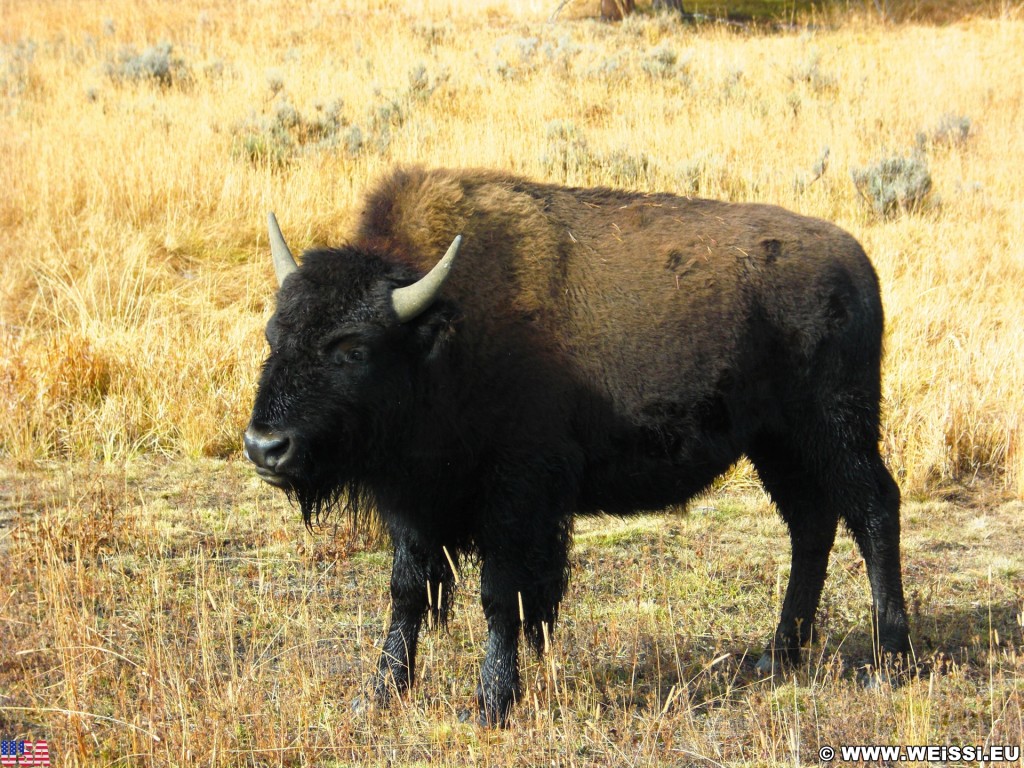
391, 235, 462, 323
267, 212, 299, 286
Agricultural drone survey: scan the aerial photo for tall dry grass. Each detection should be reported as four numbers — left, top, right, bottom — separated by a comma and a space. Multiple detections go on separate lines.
2, 461, 1021, 766
1, 0, 1023, 497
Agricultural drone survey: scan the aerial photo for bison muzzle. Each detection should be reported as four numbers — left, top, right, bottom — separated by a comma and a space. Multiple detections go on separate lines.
244, 167, 911, 726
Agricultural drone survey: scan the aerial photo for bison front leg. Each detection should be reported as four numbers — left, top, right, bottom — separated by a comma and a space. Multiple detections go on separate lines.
374, 533, 454, 705
477, 591, 521, 728
476, 514, 572, 727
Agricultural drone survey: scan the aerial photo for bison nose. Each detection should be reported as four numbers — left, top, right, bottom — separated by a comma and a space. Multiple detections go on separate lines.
243, 425, 296, 476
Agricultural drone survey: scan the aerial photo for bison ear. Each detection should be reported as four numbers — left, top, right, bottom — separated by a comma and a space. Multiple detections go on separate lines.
413, 305, 460, 362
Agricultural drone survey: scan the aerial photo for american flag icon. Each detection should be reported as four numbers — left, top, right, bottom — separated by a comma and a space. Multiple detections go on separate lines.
0, 741, 50, 767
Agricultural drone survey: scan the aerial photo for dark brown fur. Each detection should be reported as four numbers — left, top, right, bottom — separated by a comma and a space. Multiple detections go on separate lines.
247, 167, 911, 726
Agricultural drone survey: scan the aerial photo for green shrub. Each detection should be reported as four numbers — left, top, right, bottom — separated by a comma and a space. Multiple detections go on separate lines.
1, 39, 39, 98
232, 97, 347, 166
540, 120, 594, 179
641, 44, 678, 78
603, 148, 658, 189
851, 151, 933, 219
917, 113, 972, 150
105, 43, 190, 87
787, 51, 836, 94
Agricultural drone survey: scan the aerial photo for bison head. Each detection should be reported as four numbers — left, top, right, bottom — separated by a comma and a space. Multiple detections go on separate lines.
244, 213, 462, 524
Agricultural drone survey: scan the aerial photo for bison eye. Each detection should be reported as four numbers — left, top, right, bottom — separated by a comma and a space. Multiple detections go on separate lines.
326, 337, 371, 366
345, 347, 367, 363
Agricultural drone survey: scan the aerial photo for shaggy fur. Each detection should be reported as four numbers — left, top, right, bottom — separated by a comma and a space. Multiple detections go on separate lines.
246, 167, 911, 726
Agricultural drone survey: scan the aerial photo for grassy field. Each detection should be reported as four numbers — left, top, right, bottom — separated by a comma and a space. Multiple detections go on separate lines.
2, 462, 1021, 766
1, 0, 1023, 765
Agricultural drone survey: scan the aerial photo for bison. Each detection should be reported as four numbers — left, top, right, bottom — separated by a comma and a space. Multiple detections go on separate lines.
244, 167, 910, 726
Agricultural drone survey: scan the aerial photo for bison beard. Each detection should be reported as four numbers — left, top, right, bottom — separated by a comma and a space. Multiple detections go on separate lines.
245, 166, 912, 727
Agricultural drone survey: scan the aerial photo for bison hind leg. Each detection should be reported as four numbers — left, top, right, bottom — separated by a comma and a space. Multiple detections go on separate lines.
748, 410, 911, 678
835, 450, 911, 674
748, 433, 840, 675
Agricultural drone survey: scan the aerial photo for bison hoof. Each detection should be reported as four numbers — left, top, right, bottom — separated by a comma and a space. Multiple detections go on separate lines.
476, 688, 516, 728
371, 675, 408, 709
372, 683, 398, 708
856, 652, 914, 689
754, 647, 799, 678
372, 661, 414, 707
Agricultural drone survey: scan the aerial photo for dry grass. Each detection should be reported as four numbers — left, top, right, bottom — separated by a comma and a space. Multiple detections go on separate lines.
1, 0, 1023, 496
1, 0, 1023, 764
1, 460, 1021, 766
